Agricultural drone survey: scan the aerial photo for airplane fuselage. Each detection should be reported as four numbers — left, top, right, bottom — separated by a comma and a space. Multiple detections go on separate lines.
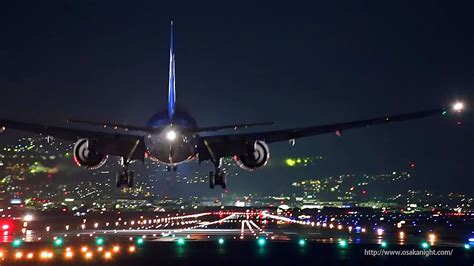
144, 111, 199, 165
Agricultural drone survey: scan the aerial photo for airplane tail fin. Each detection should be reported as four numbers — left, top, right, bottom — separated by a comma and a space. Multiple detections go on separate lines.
168, 21, 176, 120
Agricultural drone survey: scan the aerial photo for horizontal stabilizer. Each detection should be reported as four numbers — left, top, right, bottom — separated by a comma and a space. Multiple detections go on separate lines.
67, 119, 150, 132
192, 122, 274, 132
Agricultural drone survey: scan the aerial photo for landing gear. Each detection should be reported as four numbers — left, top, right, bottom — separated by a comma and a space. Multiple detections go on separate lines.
209, 158, 226, 189
116, 159, 134, 188
116, 169, 134, 188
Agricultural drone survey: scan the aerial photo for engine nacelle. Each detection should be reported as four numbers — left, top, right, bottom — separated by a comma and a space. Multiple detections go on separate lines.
73, 138, 108, 170
234, 140, 270, 171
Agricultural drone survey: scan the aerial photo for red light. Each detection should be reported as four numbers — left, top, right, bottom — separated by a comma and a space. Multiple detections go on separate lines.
410, 163, 416, 168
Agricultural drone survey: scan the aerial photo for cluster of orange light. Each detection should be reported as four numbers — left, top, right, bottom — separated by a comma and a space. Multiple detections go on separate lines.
0, 244, 136, 261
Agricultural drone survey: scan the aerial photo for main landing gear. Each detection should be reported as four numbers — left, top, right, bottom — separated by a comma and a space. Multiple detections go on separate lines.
116, 158, 134, 188
209, 158, 226, 189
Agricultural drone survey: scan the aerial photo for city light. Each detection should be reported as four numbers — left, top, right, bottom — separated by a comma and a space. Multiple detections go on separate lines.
23, 214, 33, 222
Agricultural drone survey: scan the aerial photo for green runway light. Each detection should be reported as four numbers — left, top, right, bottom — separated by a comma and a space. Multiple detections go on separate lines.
257, 238, 266, 247
12, 239, 22, 248
285, 158, 296, 167
136, 237, 145, 245
421, 242, 429, 249
218, 238, 225, 245
298, 239, 306, 247
442, 110, 447, 115
380, 241, 387, 248
464, 244, 470, 250
53, 237, 64, 247
176, 238, 185, 246
338, 239, 347, 248
95, 237, 104, 246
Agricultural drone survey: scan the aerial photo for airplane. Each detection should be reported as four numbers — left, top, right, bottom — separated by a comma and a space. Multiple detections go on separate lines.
0, 21, 465, 189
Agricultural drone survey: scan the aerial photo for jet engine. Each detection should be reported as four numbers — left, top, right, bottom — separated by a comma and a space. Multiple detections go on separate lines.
73, 138, 108, 169
234, 140, 270, 171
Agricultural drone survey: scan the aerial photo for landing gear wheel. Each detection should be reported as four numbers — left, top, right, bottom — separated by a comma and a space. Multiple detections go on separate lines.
214, 171, 227, 189
126, 170, 134, 188
209, 172, 215, 189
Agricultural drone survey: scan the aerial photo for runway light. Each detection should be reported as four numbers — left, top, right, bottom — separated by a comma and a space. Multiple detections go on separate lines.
85, 251, 93, 260
380, 241, 387, 248
166, 130, 177, 141
53, 237, 64, 247
97, 246, 104, 252
12, 239, 22, 248
257, 238, 266, 247
112, 245, 120, 253
421, 242, 430, 249
95, 237, 105, 246
128, 246, 136, 253
26, 252, 33, 259
218, 238, 225, 245
104, 251, 112, 259
298, 239, 306, 247
399, 231, 405, 239
15, 251, 22, 259
81, 246, 88, 253
176, 238, 185, 246
464, 244, 471, 250
23, 214, 33, 222
136, 237, 144, 245
376, 228, 384, 236
428, 233, 436, 243
65, 251, 74, 259
453, 101, 464, 112
338, 239, 347, 248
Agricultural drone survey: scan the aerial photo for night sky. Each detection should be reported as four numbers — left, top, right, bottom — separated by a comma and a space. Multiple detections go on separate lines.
0, 1, 472, 196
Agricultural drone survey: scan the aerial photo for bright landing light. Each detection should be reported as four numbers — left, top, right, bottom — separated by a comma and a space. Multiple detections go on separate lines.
166, 130, 177, 141
453, 101, 464, 112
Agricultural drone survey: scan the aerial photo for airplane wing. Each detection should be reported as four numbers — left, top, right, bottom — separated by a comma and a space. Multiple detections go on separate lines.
69, 118, 273, 133
0, 119, 146, 161
198, 107, 447, 161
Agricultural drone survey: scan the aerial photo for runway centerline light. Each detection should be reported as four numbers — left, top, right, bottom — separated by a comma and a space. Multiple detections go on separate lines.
257, 238, 266, 247
85, 251, 93, 259
218, 238, 225, 245
65, 251, 74, 259
464, 244, 470, 250
380, 241, 387, 248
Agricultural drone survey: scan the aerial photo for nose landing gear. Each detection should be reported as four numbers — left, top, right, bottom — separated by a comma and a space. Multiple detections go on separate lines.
116, 158, 134, 188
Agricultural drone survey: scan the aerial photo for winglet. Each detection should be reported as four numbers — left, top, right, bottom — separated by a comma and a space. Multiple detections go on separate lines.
168, 20, 176, 120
